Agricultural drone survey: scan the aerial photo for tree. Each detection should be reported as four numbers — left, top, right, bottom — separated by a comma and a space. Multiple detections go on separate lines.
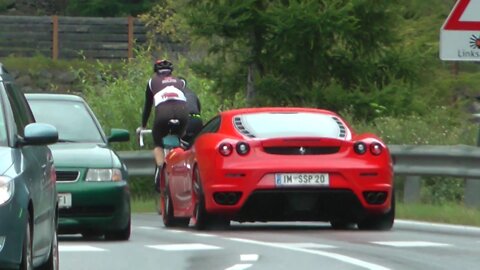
66, 0, 155, 17
142, 0, 425, 117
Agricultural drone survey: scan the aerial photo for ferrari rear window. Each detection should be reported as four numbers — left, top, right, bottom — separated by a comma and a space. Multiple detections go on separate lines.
234, 112, 349, 139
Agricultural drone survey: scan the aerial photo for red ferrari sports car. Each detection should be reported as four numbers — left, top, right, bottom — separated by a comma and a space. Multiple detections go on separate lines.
160, 107, 394, 230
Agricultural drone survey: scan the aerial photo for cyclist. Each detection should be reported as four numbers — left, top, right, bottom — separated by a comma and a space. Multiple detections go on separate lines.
137, 59, 189, 192
178, 77, 203, 144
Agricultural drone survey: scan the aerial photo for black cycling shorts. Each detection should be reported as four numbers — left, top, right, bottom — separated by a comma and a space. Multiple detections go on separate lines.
182, 116, 203, 144
152, 100, 189, 147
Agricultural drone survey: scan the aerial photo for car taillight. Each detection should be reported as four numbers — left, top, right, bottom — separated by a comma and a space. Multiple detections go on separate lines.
51, 166, 57, 183
354, 142, 367, 155
370, 143, 383, 155
236, 142, 250, 155
219, 143, 233, 156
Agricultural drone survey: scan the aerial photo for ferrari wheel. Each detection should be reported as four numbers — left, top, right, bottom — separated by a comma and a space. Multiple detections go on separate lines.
161, 170, 189, 227
193, 192, 209, 230
358, 192, 395, 231
192, 167, 229, 230
192, 167, 210, 230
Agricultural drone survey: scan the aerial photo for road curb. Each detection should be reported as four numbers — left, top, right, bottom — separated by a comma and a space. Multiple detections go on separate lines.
395, 219, 480, 235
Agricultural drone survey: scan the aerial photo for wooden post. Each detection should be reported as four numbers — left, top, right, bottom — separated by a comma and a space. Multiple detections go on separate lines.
451, 61, 459, 76
52, 15, 59, 60
403, 176, 421, 204
128, 16, 134, 59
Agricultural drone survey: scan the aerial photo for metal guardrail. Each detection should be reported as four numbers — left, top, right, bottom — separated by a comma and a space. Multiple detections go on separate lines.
118, 144, 480, 207
390, 144, 480, 178
118, 150, 156, 176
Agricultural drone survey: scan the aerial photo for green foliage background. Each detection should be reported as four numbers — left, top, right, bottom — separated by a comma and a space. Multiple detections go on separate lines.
3, 0, 480, 204
65, 0, 155, 17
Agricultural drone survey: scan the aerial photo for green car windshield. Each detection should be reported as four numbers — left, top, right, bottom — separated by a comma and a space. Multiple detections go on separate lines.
28, 100, 104, 143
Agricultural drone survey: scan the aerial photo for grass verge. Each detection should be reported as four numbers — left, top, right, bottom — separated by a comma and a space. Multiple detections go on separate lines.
132, 196, 158, 213
397, 202, 480, 227
131, 198, 480, 227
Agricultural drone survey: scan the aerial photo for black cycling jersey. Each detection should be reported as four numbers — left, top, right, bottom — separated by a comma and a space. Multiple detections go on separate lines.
141, 71, 189, 147
141, 72, 186, 127
183, 87, 201, 116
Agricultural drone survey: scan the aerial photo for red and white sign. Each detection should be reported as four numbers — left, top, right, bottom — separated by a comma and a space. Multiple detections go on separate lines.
440, 0, 480, 61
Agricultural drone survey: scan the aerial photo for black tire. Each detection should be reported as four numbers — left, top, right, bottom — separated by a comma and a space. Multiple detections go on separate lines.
193, 191, 209, 230
357, 192, 395, 231
330, 220, 355, 230
38, 222, 59, 270
20, 213, 33, 270
161, 170, 189, 227
81, 231, 103, 240
105, 217, 131, 241
192, 167, 229, 231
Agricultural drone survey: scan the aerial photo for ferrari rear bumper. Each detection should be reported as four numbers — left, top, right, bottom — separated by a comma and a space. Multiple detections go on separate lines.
201, 165, 393, 222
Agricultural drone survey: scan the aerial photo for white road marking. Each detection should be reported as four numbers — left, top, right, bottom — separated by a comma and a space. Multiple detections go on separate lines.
136, 226, 157, 230
168, 230, 186, 234
372, 241, 451, 247
59, 245, 106, 252
280, 243, 336, 249
146, 243, 222, 251
240, 254, 259, 262
228, 238, 390, 270
194, 233, 216, 237
225, 264, 252, 270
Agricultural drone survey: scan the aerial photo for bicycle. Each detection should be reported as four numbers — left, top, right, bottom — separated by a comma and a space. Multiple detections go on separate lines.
137, 118, 183, 216
138, 119, 182, 152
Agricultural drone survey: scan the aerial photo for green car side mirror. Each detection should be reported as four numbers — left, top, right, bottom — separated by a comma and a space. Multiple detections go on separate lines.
108, 128, 130, 143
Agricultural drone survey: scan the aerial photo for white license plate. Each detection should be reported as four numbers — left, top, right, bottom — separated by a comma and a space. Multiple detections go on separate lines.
58, 193, 72, 208
275, 173, 329, 187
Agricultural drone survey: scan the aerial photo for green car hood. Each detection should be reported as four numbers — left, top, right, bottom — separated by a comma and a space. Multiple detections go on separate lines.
49, 143, 115, 168
0, 147, 13, 174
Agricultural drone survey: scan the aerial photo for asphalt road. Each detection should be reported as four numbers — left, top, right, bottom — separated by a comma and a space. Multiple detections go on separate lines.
59, 213, 480, 270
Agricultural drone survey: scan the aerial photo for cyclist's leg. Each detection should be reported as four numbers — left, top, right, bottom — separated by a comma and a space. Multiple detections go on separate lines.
152, 115, 169, 192
182, 116, 203, 144
153, 147, 165, 166
171, 102, 189, 139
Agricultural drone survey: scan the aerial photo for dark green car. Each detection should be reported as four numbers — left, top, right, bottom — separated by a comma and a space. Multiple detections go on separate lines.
0, 65, 59, 270
26, 93, 131, 241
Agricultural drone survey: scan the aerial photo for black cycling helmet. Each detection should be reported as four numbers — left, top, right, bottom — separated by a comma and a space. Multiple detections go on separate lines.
153, 59, 174, 73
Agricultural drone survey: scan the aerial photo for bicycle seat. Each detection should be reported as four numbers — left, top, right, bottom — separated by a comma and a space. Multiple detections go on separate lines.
168, 119, 180, 127
163, 119, 180, 149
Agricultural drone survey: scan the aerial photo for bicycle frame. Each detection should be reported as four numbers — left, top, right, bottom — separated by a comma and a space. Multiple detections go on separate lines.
138, 129, 181, 150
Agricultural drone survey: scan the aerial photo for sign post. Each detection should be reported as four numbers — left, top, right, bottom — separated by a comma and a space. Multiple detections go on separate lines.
440, 0, 480, 61
441, 0, 480, 208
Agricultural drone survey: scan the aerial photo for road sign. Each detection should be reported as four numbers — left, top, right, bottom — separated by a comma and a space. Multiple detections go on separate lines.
440, 0, 480, 61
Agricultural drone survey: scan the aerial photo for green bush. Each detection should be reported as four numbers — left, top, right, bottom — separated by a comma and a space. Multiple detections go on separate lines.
0, 0, 14, 12
66, 0, 155, 16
